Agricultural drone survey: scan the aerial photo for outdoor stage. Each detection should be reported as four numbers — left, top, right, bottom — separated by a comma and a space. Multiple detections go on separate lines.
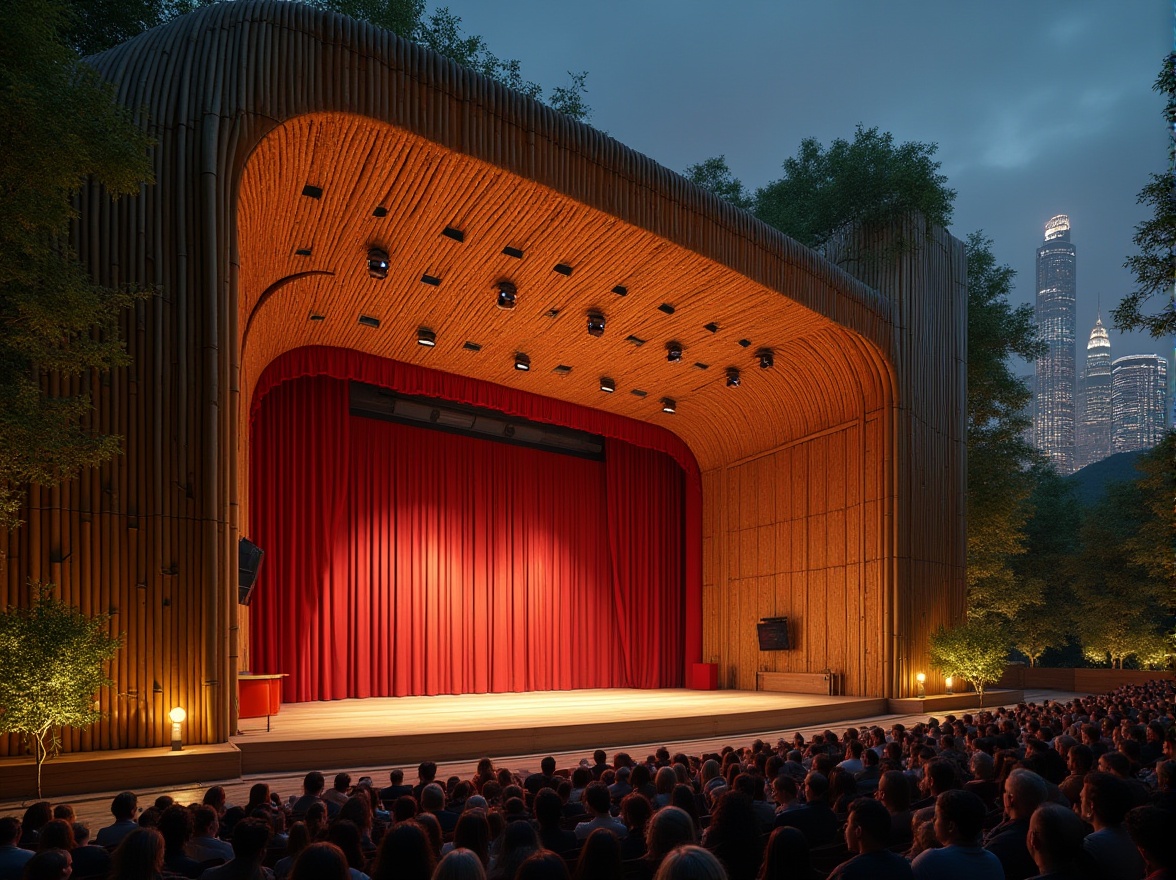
229, 688, 888, 775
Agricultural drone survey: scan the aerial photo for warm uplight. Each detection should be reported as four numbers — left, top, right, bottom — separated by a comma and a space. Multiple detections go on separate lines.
916, 672, 926, 700
915, 673, 925, 683
168, 706, 187, 724
945, 676, 954, 695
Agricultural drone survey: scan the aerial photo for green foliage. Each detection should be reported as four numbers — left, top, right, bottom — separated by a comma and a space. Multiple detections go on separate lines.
0, 585, 121, 796
751, 124, 955, 252
0, 0, 154, 531
964, 233, 1044, 620
66, 0, 212, 55
683, 156, 752, 210
311, 0, 423, 38
928, 618, 1009, 705
1115, 54, 1176, 339
1121, 431, 1176, 586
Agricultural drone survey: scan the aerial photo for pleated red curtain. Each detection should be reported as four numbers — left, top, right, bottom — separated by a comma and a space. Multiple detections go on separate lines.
248, 350, 695, 701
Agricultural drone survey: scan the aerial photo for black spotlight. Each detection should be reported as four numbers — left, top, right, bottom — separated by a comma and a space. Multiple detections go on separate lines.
600, 377, 616, 393
367, 247, 389, 279
666, 341, 683, 363
660, 397, 676, 414
757, 348, 774, 369
497, 281, 518, 310
587, 311, 606, 337
417, 327, 436, 347
726, 367, 741, 387
514, 353, 531, 371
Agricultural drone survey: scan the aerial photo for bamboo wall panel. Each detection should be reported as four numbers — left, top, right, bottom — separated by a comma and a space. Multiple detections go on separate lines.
2, 0, 962, 756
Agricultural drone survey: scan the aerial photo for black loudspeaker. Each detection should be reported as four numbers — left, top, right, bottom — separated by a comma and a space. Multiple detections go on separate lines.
756, 617, 791, 651
238, 537, 265, 606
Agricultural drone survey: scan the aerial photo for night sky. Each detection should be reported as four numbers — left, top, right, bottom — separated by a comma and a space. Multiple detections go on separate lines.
441, 0, 1169, 363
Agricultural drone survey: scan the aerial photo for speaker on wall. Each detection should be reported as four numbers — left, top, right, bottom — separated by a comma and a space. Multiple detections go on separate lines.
238, 537, 264, 606
756, 617, 791, 651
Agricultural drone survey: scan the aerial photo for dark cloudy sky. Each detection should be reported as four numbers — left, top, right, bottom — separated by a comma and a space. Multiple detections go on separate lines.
442, 0, 1169, 363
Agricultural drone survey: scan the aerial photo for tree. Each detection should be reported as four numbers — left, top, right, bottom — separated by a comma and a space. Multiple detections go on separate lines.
683, 156, 752, 210
0, 585, 122, 797
751, 124, 955, 253
1114, 53, 1176, 339
928, 618, 1009, 706
0, 0, 154, 531
1121, 430, 1176, 586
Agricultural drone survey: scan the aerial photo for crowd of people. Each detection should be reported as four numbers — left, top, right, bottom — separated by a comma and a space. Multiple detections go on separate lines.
2, 679, 1174, 880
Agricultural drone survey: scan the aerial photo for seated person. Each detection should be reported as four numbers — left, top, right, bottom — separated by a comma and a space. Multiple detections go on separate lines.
95, 792, 140, 849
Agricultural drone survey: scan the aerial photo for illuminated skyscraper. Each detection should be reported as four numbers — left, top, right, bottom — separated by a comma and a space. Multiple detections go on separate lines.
1034, 215, 1076, 472
1076, 314, 1112, 469
1111, 354, 1169, 453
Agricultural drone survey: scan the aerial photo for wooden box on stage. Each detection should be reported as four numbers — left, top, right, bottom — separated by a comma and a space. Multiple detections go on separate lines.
689, 662, 719, 690
237, 673, 287, 732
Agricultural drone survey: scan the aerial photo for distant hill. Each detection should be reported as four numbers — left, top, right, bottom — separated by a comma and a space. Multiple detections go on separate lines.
1067, 450, 1145, 506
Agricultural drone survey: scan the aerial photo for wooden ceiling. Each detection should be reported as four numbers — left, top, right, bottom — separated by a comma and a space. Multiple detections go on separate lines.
238, 113, 892, 471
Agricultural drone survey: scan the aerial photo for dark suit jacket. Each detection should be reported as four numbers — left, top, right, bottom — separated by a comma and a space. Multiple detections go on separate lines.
773, 801, 840, 847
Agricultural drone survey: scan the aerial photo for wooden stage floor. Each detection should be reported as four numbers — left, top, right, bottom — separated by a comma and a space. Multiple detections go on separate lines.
230, 688, 887, 774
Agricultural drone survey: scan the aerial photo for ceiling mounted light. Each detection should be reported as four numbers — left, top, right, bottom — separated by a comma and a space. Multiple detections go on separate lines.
417, 327, 436, 347
757, 348, 774, 369
367, 247, 389, 279
600, 377, 616, 393
497, 281, 518, 310
666, 341, 683, 363
726, 367, 741, 387
587, 311, 606, 337
514, 353, 531, 371
660, 397, 676, 414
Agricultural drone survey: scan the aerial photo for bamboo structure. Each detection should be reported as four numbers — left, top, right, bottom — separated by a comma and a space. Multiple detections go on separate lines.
1, 0, 965, 756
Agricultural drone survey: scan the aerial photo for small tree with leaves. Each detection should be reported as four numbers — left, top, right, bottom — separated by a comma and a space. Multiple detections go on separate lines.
928, 618, 1009, 706
0, 585, 121, 797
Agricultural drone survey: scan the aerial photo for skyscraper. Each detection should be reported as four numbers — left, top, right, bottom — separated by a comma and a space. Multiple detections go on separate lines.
1076, 314, 1112, 469
1112, 354, 1169, 453
1034, 215, 1077, 472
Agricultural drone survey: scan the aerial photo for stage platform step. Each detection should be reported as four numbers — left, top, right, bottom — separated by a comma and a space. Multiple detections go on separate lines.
887, 689, 1025, 714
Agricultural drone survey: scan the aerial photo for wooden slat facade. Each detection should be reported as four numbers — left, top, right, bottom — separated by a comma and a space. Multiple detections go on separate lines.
1, 0, 965, 756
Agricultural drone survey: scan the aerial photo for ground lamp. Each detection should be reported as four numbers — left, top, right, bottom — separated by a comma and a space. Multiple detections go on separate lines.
945, 676, 954, 695
169, 706, 187, 751
916, 673, 926, 700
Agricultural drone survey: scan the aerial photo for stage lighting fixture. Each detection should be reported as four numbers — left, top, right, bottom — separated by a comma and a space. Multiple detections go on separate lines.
660, 397, 676, 414
496, 281, 517, 310
367, 247, 389, 279
600, 377, 615, 393
666, 341, 683, 363
587, 311, 606, 337
169, 706, 186, 751
757, 348, 775, 369
417, 327, 436, 347
514, 353, 531, 371
726, 368, 741, 387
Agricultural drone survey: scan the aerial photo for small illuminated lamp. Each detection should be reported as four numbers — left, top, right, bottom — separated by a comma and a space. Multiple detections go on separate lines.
496, 281, 517, 310
916, 673, 926, 700
726, 367, 741, 387
757, 348, 775, 369
945, 676, 954, 695
587, 311, 606, 337
514, 353, 531, 371
600, 377, 616, 393
666, 342, 683, 363
366, 247, 389, 279
660, 397, 676, 414
168, 706, 186, 751
417, 328, 436, 347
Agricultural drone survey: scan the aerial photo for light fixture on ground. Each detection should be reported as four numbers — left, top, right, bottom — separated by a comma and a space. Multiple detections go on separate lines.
945, 676, 953, 695
757, 348, 774, 369
666, 341, 683, 363
496, 281, 517, 310
587, 311, 606, 337
660, 397, 676, 414
417, 327, 436, 347
168, 706, 186, 751
726, 368, 741, 387
514, 353, 530, 371
916, 672, 926, 700
366, 247, 389, 279
600, 377, 615, 393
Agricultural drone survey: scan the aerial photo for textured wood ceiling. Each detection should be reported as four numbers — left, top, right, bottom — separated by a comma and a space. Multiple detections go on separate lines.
238, 113, 890, 470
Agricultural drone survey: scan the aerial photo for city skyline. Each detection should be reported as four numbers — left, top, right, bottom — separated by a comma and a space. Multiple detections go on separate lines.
440, 1, 1167, 362
1034, 215, 1077, 472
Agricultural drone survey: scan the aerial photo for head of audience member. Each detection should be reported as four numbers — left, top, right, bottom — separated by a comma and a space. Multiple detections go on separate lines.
191, 805, 219, 840
156, 804, 193, 854
302, 771, 326, 797
645, 806, 697, 866
290, 841, 351, 880
969, 750, 995, 782
110, 791, 138, 822
452, 810, 491, 867
933, 789, 986, 847
516, 850, 571, 880
35, 819, 74, 852
1126, 804, 1176, 876
108, 827, 164, 880
576, 827, 622, 880
202, 785, 227, 816
420, 783, 446, 813
419, 761, 438, 784
653, 844, 728, 880
1080, 771, 1135, 829
771, 775, 799, 810
154, 795, 174, 812
921, 759, 959, 798
844, 797, 891, 854
327, 819, 366, 872
369, 820, 434, 880
415, 811, 443, 859
877, 769, 911, 814
433, 848, 487, 880
22, 848, 72, 880
50, 805, 74, 823
1026, 802, 1087, 876
622, 792, 654, 837
583, 782, 610, 818
1003, 768, 1048, 821
760, 826, 815, 880
802, 771, 829, 806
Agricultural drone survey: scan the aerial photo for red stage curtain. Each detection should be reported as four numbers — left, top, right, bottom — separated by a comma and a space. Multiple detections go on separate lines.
249, 353, 694, 701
